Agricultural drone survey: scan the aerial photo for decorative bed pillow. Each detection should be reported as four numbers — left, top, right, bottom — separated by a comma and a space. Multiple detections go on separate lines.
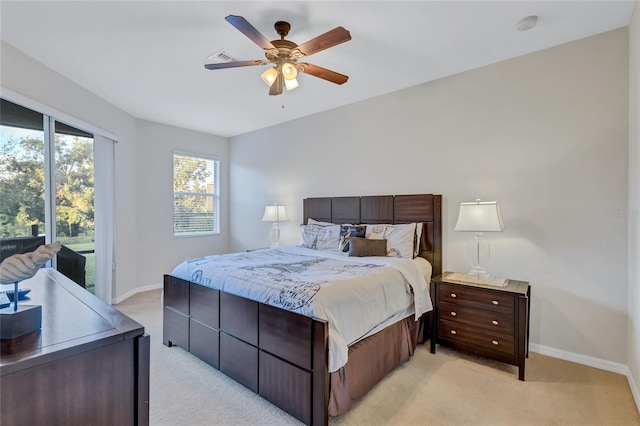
365, 224, 386, 240
348, 237, 387, 257
338, 225, 367, 252
307, 218, 334, 226
414, 223, 424, 258
384, 223, 417, 259
300, 224, 341, 251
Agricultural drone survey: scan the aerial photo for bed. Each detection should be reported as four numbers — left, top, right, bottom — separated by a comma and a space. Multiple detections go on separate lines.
163, 193, 442, 425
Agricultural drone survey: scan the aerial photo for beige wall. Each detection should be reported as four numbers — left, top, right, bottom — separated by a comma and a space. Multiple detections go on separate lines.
230, 29, 630, 366
135, 119, 230, 292
627, 0, 640, 410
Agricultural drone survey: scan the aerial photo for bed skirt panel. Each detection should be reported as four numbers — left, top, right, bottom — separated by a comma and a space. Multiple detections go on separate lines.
328, 315, 423, 416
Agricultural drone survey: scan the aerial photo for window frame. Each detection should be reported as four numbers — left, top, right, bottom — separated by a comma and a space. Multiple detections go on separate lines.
172, 150, 220, 237
0, 96, 107, 296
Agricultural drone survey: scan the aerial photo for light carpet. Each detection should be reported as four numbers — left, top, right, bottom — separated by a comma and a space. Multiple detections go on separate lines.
116, 290, 640, 426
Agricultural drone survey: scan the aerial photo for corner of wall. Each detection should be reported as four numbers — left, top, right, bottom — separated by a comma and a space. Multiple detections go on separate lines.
628, 0, 640, 415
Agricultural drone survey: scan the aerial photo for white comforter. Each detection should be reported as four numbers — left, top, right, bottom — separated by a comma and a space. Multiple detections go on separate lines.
170, 245, 433, 372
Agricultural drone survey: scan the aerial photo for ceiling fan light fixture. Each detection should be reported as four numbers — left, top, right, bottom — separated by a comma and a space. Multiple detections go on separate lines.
206, 16, 351, 96
261, 67, 278, 86
285, 77, 299, 91
281, 62, 298, 80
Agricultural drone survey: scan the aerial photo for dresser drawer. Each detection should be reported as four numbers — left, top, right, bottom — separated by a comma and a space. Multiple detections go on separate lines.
438, 283, 514, 314
439, 319, 514, 356
439, 301, 514, 335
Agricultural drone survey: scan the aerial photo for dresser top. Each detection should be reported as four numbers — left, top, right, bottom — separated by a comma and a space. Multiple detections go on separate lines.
1, 268, 144, 375
435, 271, 530, 295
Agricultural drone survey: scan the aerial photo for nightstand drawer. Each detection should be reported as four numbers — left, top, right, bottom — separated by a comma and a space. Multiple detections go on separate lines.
438, 283, 514, 314
439, 319, 514, 356
439, 301, 514, 335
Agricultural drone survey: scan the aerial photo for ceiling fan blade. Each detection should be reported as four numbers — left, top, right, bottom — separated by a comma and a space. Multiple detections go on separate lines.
269, 73, 284, 96
225, 15, 275, 50
299, 63, 349, 85
296, 27, 351, 57
204, 60, 267, 70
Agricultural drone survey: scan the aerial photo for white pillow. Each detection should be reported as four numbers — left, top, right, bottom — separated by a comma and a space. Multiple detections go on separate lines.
384, 223, 417, 259
300, 224, 341, 251
307, 218, 334, 226
365, 224, 386, 239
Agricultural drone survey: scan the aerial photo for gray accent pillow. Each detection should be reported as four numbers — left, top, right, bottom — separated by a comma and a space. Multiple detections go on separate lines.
348, 237, 387, 257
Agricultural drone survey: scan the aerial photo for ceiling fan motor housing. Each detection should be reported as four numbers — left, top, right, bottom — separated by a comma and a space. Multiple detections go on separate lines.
274, 21, 291, 38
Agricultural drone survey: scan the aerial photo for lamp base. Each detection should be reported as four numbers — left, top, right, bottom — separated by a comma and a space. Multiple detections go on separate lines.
0, 304, 42, 340
447, 272, 507, 287
465, 234, 492, 279
270, 223, 281, 247
467, 266, 490, 278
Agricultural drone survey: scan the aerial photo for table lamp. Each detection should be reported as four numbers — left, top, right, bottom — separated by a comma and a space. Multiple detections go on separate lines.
454, 199, 504, 277
262, 203, 289, 247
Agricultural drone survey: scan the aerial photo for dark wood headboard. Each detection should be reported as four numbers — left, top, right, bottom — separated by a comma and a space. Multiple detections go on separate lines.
303, 194, 442, 277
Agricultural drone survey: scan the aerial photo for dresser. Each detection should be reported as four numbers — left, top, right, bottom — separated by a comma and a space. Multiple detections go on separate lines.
430, 272, 530, 380
0, 268, 150, 425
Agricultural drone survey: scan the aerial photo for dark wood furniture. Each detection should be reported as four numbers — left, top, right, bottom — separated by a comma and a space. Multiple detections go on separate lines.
430, 272, 530, 380
1, 268, 150, 425
163, 193, 442, 425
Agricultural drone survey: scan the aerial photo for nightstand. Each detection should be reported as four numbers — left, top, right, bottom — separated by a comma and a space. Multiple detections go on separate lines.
430, 272, 531, 380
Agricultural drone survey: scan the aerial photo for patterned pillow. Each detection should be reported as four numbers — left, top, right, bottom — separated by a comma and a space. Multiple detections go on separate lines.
307, 218, 334, 226
414, 223, 424, 258
300, 224, 341, 251
383, 223, 417, 259
348, 237, 387, 257
365, 224, 386, 239
338, 225, 367, 252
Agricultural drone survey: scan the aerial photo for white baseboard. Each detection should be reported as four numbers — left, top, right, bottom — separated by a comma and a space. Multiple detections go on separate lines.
530, 343, 629, 375
112, 283, 163, 305
629, 370, 640, 415
530, 343, 640, 413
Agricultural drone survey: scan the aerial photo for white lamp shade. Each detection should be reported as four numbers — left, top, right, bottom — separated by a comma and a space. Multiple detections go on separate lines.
284, 77, 299, 91
261, 67, 278, 86
454, 200, 504, 232
281, 62, 298, 80
262, 205, 289, 222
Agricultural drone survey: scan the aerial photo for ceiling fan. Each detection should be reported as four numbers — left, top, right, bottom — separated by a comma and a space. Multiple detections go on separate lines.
204, 15, 351, 96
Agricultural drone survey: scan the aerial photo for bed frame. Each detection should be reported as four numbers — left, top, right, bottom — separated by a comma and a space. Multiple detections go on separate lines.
163, 194, 442, 425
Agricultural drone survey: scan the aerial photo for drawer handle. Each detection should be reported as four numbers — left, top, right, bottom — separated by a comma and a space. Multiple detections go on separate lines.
492, 340, 499, 345
492, 300, 499, 305
450, 311, 457, 317
451, 293, 457, 298
492, 320, 499, 325
450, 330, 457, 335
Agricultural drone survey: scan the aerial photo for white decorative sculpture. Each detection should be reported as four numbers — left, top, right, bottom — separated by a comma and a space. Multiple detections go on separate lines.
0, 242, 60, 339
0, 241, 62, 284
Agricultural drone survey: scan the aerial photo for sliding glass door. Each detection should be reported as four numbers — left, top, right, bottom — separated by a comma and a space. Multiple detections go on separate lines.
0, 99, 96, 293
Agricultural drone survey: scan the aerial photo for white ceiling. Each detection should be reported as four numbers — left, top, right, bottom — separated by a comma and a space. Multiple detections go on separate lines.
0, 1, 635, 138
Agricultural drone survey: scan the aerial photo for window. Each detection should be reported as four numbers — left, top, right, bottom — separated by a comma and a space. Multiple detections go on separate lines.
0, 98, 98, 293
173, 152, 219, 236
